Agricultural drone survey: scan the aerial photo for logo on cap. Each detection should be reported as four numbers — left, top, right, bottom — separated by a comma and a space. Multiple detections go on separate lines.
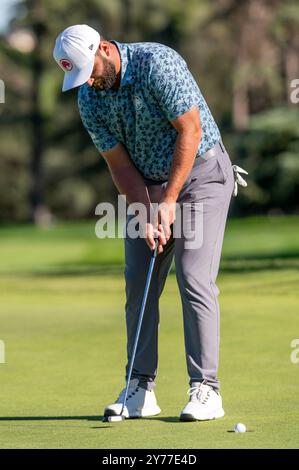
59, 58, 73, 71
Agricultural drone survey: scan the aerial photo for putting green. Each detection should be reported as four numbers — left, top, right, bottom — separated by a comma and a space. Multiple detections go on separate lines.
0, 218, 298, 448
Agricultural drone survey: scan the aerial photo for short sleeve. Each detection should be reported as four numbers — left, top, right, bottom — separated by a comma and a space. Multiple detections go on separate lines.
148, 48, 199, 121
78, 88, 118, 153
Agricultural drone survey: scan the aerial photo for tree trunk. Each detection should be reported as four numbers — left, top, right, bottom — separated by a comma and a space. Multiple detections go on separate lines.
285, 40, 299, 105
30, 38, 44, 222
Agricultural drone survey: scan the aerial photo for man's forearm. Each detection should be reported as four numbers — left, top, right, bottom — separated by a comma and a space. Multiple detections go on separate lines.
104, 154, 167, 251
106, 161, 152, 210
163, 129, 202, 203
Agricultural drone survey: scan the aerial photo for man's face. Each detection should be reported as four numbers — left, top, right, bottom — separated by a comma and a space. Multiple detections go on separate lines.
88, 51, 117, 91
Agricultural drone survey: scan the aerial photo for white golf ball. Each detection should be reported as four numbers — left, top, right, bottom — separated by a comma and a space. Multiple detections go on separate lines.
234, 423, 246, 433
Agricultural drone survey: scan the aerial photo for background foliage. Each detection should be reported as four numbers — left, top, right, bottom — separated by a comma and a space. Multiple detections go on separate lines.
0, 0, 299, 221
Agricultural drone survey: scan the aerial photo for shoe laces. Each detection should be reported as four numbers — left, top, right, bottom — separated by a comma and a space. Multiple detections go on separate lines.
116, 379, 140, 401
187, 381, 211, 404
126, 386, 140, 401
117, 385, 140, 402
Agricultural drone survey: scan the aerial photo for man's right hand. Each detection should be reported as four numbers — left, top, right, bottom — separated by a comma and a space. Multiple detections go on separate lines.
143, 222, 167, 254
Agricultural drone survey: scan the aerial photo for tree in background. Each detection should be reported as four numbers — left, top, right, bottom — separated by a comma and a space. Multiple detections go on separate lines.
0, 0, 298, 222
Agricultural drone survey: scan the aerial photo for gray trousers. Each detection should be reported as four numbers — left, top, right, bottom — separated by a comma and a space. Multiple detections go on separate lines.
124, 142, 235, 391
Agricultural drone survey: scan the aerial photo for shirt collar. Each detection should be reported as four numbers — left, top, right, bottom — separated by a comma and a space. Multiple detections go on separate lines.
110, 40, 135, 88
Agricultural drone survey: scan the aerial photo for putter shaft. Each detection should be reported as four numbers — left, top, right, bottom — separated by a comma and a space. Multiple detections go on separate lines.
120, 240, 158, 416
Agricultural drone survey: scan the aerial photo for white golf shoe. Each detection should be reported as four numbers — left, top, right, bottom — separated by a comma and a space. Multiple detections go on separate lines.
180, 381, 225, 421
104, 379, 161, 419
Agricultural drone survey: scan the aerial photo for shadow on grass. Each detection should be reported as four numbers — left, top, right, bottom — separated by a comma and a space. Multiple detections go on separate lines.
227, 430, 255, 433
1, 248, 299, 279
26, 265, 125, 278
221, 251, 299, 273
0, 415, 114, 429
0, 415, 182, 425
17, 250, 299, 278
0, 415, 102, 422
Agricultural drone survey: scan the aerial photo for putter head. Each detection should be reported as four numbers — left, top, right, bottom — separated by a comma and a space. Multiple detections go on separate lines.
102, 414, 125, 423
108, 415, 125, 423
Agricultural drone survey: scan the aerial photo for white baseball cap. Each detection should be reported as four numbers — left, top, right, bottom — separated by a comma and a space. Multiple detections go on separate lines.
53, 24, 101, 92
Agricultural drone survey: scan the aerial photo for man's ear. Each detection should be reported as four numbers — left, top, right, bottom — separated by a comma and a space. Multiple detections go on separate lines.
99, 41, 111, 57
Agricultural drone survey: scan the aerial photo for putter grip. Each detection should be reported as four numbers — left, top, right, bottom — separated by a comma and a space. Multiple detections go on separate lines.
152, 239, 159, 258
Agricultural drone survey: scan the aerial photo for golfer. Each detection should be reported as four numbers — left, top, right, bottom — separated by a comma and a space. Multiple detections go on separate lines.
53, 24, 247, 421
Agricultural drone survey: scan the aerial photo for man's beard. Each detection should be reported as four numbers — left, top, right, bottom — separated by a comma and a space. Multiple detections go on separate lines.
92, 57, 117, 91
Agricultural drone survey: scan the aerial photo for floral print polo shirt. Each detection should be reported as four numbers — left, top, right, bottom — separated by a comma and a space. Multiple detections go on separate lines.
78, 40, 221, 181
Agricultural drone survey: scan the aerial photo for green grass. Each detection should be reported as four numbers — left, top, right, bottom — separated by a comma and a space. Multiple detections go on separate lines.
0, 216, 299, 448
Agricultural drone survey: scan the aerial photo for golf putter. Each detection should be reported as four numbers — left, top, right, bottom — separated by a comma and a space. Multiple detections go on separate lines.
105, 239, 159, 423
